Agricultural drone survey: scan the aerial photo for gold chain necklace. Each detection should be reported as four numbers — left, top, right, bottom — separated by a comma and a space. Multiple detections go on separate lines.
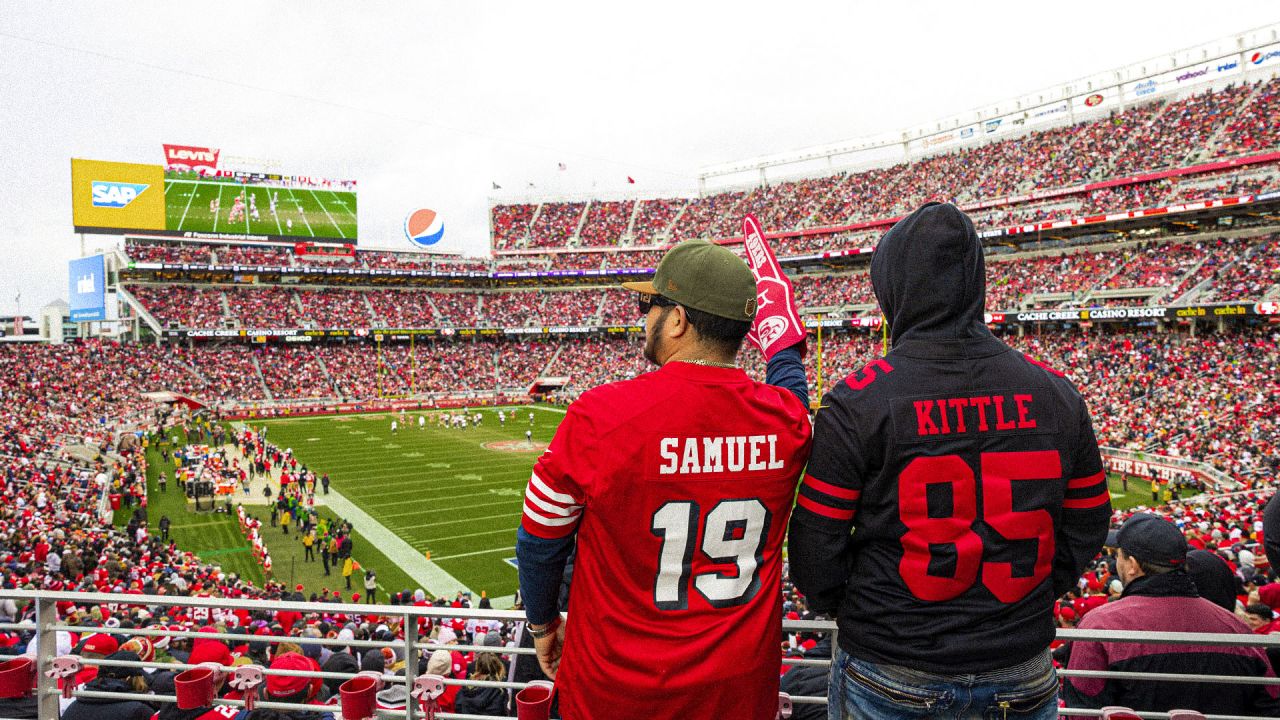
684, 358, 739, 369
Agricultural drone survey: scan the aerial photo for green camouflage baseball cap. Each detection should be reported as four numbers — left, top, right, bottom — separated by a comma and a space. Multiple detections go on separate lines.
622, 239, 757, 321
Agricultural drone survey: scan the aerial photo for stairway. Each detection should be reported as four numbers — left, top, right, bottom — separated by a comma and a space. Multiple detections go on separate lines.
659, 199, 691, 242
570, 200, 592, 246
249, 353, 273, 401
313, 352, 342, 399
622, 200, 642, 246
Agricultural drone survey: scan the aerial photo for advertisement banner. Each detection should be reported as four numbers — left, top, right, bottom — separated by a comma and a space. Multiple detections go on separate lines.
1124, 57, 1240, 101
74, 158, 358, 242
1024, 100, 1070, 127
1247, 43, 1280, 69
163, 144, 220, 174
1072, 88, 1116, 113
1102, 454, 1200, 485
71, 159, 166, 232
68, 255, 106, 322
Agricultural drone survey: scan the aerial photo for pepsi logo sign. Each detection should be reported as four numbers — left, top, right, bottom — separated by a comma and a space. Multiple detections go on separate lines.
405, 208, 445, 248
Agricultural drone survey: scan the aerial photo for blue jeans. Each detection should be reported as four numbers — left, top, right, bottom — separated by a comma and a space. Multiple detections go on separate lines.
828, 648, 1058, 720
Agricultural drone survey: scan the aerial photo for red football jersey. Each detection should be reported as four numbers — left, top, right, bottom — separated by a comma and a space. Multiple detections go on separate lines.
521, 361, 811, 720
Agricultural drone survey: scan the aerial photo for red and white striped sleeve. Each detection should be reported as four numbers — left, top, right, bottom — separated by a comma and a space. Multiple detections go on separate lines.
521, 468, 584, 539
520, 408, 591, 539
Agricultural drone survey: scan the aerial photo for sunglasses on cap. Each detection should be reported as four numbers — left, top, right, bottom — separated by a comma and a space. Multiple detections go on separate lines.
637, 293, 678, 315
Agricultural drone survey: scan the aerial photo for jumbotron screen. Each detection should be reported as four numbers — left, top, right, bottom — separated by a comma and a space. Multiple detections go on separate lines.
71, 158, 358, 243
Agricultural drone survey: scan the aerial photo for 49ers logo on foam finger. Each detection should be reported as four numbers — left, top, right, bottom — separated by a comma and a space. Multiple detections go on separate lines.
742, 214, 807, 361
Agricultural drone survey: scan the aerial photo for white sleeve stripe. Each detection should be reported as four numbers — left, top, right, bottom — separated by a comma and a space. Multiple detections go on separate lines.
523, 503, 581, 527
524, 488, 582, 516
530, 472, 578, 505
524, 481, 578, 510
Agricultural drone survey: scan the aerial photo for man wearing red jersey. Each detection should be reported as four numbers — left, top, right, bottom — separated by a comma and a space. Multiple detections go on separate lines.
515, 238, 811, 719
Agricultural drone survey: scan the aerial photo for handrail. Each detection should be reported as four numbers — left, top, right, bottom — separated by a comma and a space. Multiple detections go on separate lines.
4, 590, 1279, 720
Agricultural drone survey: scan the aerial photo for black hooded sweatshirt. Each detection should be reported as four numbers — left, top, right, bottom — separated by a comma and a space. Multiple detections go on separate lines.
788, 202, 1112, 673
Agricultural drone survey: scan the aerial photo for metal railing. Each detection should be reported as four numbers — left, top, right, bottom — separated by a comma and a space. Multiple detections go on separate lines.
0, 590, 1277, 719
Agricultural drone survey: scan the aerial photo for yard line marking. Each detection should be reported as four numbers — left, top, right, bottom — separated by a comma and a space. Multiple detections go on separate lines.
345, 478, 525, 498
395, 511, 520, 530
362, 481, 526, 506
269, 188, 283, 235
410, 526, 521, 544
213, 184, 226, 232
323, 189, 355, 233
177, 179, 199, 231
285, 187, 315, 237
429, 546, 516, 562
524, 405, 567, 415
378, 498, 521, 519
309, 189, 347, 238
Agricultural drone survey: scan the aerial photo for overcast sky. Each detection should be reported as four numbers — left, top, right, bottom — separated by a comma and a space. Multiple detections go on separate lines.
0, 1, 1277, 314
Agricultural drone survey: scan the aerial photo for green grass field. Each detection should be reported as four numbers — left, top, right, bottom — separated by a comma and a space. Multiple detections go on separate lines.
163, 178, 357, 240
128, 431, 420, 600
140, 412, 1155, 602
255, 408, 557, 598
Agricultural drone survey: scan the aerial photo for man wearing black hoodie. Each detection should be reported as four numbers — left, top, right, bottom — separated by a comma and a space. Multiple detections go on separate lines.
789, 203, 1111, 719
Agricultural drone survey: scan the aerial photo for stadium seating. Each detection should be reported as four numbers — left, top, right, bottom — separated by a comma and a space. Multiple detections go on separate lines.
488, 77, 1280, 253
578, 200, 635, 247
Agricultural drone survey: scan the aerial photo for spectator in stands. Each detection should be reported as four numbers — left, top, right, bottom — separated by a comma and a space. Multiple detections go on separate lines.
60, 650, 152, 720
454, 652, 506, 715
791, 204, 1110, 720
1064, 513, 1279, 715
778, 635, 832, 720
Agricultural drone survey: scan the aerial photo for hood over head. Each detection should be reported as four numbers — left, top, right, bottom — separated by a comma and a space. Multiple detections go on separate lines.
870, 202, 990, 345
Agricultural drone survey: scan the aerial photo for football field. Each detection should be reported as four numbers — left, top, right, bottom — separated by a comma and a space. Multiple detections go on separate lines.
163, 178, 357, 240
255, 407, 559, 598
255, 407, 1151, 600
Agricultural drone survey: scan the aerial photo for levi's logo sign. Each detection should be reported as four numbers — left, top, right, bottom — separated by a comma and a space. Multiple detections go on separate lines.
891, 390, 1056, 443
163, 144, 220, 164
91, 181, 149, 208
168, 148, 215, 162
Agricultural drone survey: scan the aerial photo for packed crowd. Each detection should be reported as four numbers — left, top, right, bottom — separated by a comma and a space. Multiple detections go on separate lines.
213, 245, 294, 267
126, 232, 1278, 334
125, 241, 213, 265
489, 76, 1280, 249
0, 322, 1276, 717
577, 200, 635, 247
1018, 329, 1280, 484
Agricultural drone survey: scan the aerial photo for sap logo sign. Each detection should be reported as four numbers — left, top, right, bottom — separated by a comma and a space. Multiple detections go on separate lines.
91, 181, 149, 208
76, 274, 96, 294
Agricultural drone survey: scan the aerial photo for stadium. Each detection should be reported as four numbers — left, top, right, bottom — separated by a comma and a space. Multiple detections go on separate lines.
1, 7, 1280, 720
